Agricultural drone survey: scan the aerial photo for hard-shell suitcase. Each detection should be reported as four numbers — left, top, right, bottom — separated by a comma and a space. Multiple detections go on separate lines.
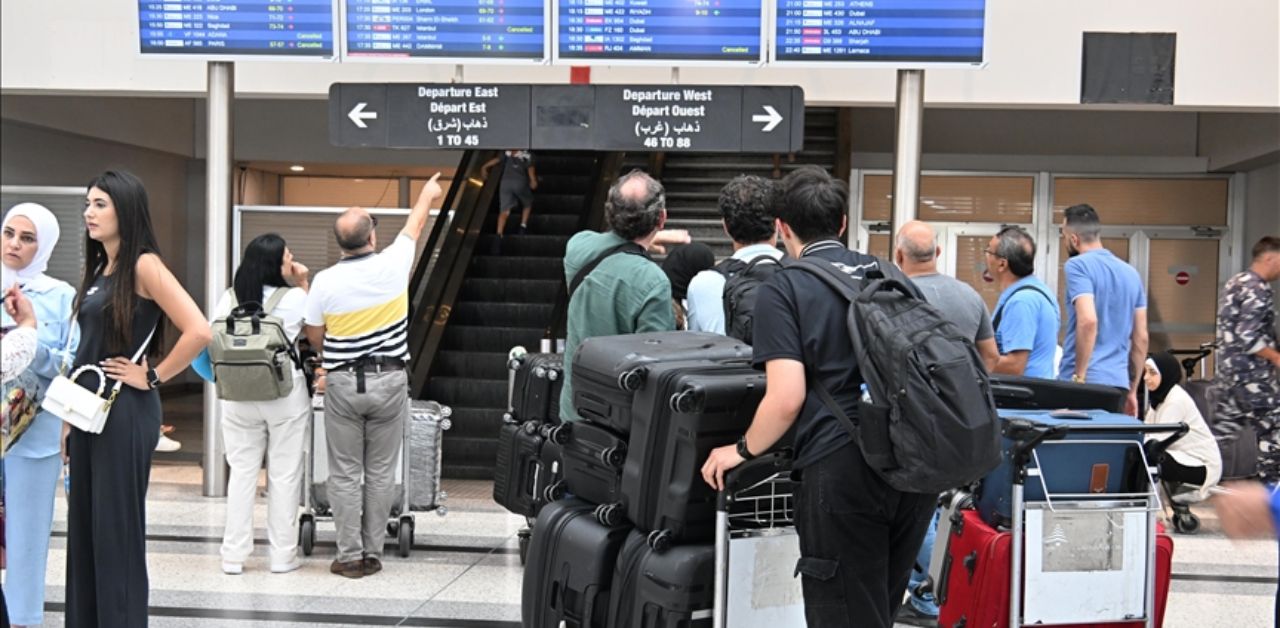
571, 332, 751, 435
406, 399, 450, 512
1183, 379, 1259, 480
556, 421, 628, 521
936, 510, 1172, 628
522, 498, 632, 628
493, 419, 548, 518
977, 410, 1146, 528
990, 375, 1126, 413
509, 352, 564, 424
608, 530, 716, 628
623, 362, 765, 550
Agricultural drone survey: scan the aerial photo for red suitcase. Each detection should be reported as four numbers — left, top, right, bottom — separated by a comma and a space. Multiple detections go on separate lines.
936, 510, 1173, 628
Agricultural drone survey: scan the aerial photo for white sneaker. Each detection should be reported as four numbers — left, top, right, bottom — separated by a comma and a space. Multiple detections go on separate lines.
271, 557, 303, 574
156, 434, 182, 452
222, 561, 243, 575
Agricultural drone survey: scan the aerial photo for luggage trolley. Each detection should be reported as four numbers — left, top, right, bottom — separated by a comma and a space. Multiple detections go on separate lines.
1001, 417, 1187, 628
713, 452, 806, 628
299, 394, 452, 558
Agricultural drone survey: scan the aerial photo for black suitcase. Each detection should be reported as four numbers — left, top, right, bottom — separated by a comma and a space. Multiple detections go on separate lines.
523, 498, 632, 628
493, 420, 565, 518
607, 530, 715, 628
990, 375, 1126, 412
1184, 379, 1260, 480
509, 352, 565, 424
571, 332, 751, 435
623, 362, 765, 550
556, 421, 629, 523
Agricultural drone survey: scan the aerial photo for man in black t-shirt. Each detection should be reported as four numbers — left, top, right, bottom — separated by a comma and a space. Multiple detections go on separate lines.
701, 166, 935, 628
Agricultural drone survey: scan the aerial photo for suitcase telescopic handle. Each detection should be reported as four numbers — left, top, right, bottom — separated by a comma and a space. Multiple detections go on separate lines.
717, 451, 792, 510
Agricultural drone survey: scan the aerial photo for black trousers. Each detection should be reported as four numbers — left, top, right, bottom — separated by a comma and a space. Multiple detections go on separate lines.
1160, 456, 1208, 487
793, 441, 936, 628
65, 387, 161, 628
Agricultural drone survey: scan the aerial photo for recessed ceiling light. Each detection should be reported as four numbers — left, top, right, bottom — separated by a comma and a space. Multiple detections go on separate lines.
290, 165, 305, 172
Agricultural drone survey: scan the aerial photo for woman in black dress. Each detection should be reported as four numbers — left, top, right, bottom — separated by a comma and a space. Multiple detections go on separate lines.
61, 170, 211, 627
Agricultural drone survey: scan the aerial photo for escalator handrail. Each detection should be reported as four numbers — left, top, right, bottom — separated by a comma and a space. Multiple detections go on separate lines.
409, 150, 475, 313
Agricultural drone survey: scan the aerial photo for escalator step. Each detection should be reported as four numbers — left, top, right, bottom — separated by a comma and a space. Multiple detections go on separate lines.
469, 256, 564, 280
441, 325, 545, 353
442, 438, 502, 480
425, 376, 508, 409
528, 194, 586, 215
459, 278, 561, 303
432, 350, 510, 379
475, 234, 570, 258
450, 301, 556, 327
535, 175, 593, 195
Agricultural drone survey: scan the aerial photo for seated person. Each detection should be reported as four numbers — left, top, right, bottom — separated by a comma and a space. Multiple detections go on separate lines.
1144, 351, 1223, 501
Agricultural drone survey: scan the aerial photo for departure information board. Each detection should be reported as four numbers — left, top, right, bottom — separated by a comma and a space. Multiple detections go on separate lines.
773, 0, 985, 64
138, 0, 336, 57
557, 0, 763, 63
344, 0, 547, 60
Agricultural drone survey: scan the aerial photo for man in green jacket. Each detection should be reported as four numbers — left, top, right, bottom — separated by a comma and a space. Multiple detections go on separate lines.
560, 170, 689, 422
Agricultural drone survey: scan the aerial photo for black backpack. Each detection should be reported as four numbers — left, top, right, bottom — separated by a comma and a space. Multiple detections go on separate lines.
788, 257, 1002, 494
715, 254, 781, 344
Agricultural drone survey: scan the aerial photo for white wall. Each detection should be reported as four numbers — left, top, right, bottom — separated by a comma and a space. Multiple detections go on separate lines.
3, 0, 1277, 109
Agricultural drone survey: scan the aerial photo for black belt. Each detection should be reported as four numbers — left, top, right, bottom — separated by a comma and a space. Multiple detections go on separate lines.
330, 356, 408, 393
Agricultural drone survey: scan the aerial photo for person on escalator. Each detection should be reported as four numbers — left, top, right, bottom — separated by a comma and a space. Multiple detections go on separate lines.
481, 150, 538, 254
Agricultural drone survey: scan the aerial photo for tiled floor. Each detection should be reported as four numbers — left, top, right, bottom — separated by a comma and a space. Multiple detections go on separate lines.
15, 462, 1280, 627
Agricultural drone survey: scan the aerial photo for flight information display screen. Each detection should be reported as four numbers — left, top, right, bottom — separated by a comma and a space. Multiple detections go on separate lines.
138, 0, 336, 57
773, 0, 984, 63
344, 0, 547, 60
557, 0, 763, 63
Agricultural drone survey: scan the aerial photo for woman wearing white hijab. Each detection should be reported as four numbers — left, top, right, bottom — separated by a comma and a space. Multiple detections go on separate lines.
1, 203, 79, 627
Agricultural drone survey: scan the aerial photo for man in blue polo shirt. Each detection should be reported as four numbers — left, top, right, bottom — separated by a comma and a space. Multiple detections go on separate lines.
987, 226, 1059, 379
1057, 204, 1148, 416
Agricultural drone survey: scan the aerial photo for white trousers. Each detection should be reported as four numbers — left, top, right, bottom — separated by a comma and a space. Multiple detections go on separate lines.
219, 372, 310, 566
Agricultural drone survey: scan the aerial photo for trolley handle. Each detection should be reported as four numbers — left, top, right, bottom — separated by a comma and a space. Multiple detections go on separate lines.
1143, 421, 1191, 463
717, 450, 792, 511
1004, 419, 1069, 482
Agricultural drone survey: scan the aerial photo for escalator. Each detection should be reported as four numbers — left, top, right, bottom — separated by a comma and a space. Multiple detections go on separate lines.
408, 150, 621, 479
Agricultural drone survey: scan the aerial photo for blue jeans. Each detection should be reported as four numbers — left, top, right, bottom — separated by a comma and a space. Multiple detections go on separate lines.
906, 508, 941, 616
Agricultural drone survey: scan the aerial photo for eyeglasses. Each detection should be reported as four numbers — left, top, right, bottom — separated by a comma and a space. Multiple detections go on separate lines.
984, 249, 1004, 259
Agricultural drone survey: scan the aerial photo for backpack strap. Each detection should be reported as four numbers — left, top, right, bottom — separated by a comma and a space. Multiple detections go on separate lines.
991, 284, 1054, 335
263, 286, 289, 314
568, 241, 648, 297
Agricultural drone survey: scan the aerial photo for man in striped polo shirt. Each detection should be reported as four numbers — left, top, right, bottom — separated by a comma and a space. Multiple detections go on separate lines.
304, 173, 442, 579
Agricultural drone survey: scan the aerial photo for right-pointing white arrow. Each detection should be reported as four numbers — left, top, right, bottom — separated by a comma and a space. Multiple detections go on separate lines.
348, 102, 378, 129
752, 105, 783, 132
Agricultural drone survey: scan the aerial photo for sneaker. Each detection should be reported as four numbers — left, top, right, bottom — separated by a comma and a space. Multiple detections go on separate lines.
362, 556, 383, 576
517, 224, 528, 235
221, 561, 243, 575
330, 559, 364, 579
271, 557, 303, 574
156, 434, 182, 452
894, 602, 938, 627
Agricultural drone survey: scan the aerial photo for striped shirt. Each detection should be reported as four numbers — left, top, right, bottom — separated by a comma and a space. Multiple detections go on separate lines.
305, 234, 415, 370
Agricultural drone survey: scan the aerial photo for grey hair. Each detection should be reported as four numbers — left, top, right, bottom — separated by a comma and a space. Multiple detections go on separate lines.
605, 170, 666, 241
334, 213, 374, 251
995, 225, 1036, 277
896, 229, 937, 263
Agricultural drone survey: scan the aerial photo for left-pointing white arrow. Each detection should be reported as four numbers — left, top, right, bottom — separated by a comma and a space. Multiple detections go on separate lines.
348, 102, 378, 129
751, 105, 783, 133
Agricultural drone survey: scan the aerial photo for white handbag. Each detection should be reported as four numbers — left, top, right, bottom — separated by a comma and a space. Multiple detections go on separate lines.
42, 327, 155, 434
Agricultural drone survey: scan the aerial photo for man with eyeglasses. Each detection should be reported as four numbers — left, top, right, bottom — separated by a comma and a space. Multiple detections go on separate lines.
304, 174, 443, 579
986, 226, 1060, 378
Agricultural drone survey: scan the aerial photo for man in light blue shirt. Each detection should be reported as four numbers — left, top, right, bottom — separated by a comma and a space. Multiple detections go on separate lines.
686, 175, 783, 340
1057, 204, 1148, 416
987, 226, 1060, 379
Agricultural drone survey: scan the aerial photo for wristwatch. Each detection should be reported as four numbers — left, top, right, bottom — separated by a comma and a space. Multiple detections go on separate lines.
735, 435, 756, 461
147, 367, 162, 390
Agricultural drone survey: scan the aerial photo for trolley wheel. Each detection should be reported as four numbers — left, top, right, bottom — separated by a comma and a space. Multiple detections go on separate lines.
1173, 511, 1201, 534
647, 529, 672, 553
595, 503, 623, 527
397, 516, 414, 558
517, 528, 532, 566
299, 516, 315, 557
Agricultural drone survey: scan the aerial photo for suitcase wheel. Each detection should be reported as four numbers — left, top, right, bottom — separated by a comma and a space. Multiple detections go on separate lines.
299, 515, 315, 557
388, 520, 400, 536
1173, 511, 1201, 534
595, 503, 624, 527
669, 389, 697, 414
546, 369, 561, 382
618, 368, 646, 391
544, 481, 567, 503
397, 516, 414, 558
517, 528, 532, 566
601, 446, 626, 469
503, 412, 517, 424
646, 529, 672, 553
547, 424, 570, 445
522, 421, 541, 436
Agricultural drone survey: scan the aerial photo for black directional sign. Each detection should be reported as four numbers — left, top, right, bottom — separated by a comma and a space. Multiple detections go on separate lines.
330, 83, 804, 153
